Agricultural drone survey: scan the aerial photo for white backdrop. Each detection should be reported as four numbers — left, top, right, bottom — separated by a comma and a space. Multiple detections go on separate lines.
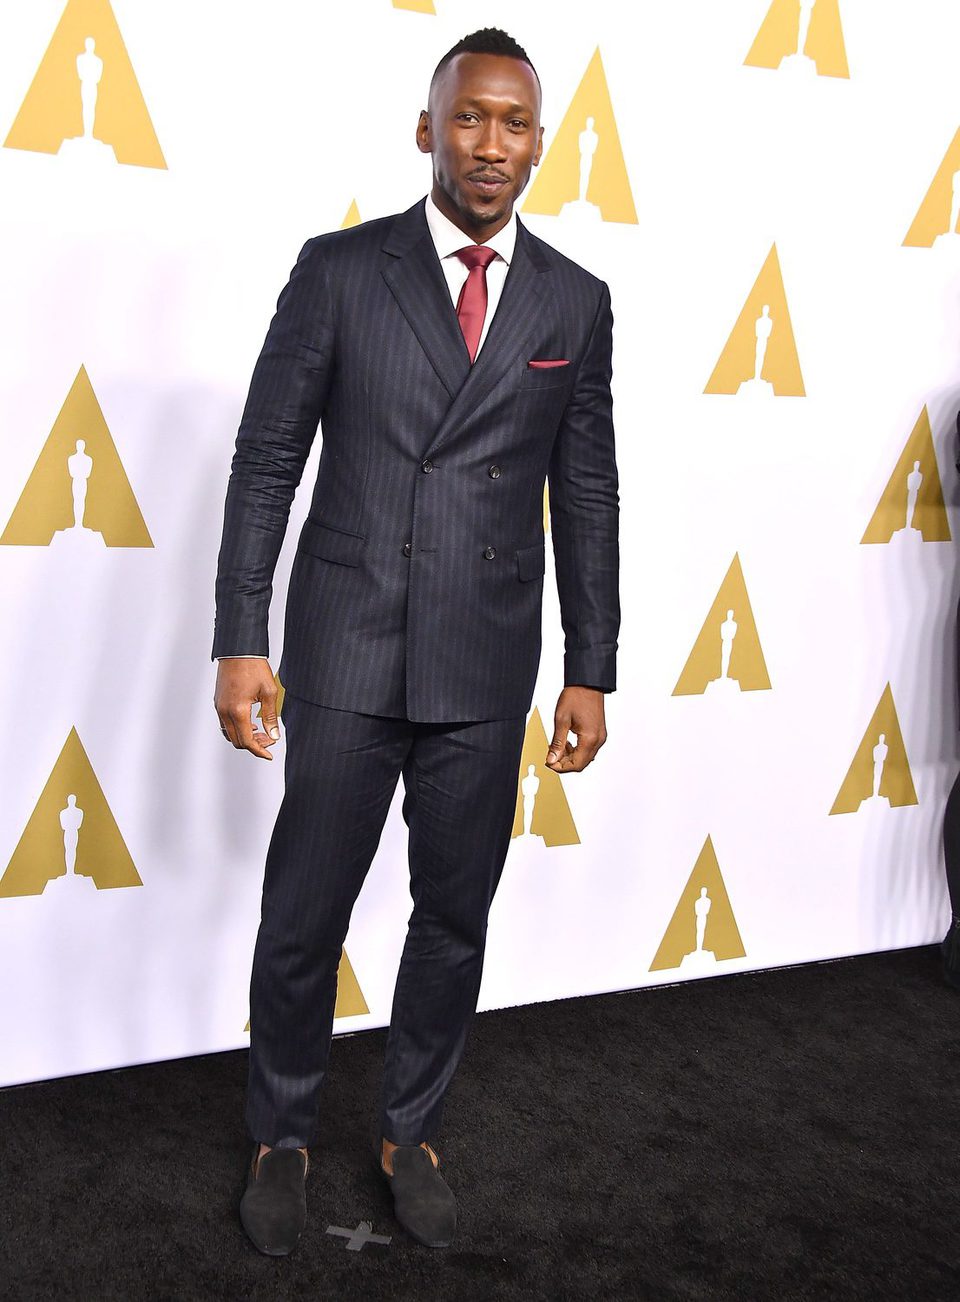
1, 0, 959, 1087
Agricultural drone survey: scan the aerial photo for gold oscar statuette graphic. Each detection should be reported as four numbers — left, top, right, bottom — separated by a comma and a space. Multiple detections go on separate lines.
903, 128, 960, 249
673, 554, 771, 696
341, 199, 362, 229
543, 482, 550, 536
512, 708, 580, 846
649, 836, 746, 973
705, 245, 805, 397
0, 727, 142, 897
392, 0, 436, 12
523, 48, 637, 226
0, 365, 152, 548
246, 949, 369, 1029
744, 0, 849, 79
4, 0, 166, 169
830, 684, 918, 815
861, 406, 951, 545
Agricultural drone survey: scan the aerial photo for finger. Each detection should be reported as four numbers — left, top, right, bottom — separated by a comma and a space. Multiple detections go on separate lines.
259, 686, 281, 742
544, 738, 575, 772
231, 704, 273, 760
559, 734, 602, 772
547, 718, 572, 766
247, 708, 277, 759
249, 725, 278, 748
219, 713, 242, 748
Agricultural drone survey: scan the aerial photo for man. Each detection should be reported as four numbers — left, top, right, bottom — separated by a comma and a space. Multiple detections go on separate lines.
212, 27, 619, 1255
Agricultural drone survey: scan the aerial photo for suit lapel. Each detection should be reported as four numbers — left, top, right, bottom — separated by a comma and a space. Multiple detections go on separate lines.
428, 220, 549, 456
380, 204, 552, 446
381, 200, 471, 398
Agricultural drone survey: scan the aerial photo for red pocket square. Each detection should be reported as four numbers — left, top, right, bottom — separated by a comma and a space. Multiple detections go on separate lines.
527, 359, 570, 368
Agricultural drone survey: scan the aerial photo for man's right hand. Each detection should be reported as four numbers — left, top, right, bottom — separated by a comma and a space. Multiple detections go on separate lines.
214, 658, 281, 761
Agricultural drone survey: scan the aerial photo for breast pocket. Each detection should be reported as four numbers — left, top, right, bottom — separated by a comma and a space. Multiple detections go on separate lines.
297, 516, 365, 566
519, 362, 573, 392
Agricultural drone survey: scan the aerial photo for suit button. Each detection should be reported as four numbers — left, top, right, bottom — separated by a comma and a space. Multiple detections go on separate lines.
402, 541, 413, 557
421, 458, 434, 474
488, 464, 501, 478
483, 545, 497, 560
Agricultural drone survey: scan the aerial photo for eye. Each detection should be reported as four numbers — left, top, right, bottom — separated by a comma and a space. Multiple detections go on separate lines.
508, 120, 528, 130
456, 112, 479, 124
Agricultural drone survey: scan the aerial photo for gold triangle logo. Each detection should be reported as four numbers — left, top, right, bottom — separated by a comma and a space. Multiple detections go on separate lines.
245, 948, 369, 1030
903, 128, 960, 248
0, 365, 152, 548
861, 406, 951, 544
341, 199, 361, 228
650, 836, 746, 972
542, 483, 550, 535
705, 244, 805, 397
512, 707, 580, 845
4, 0, 166, 169
332, 947, 370, 1017
522, 48, 637, 225
0, 726, 142, 897
393, 0, 436, 11
673, 554, 771, 696
744, 0, 849, 79
830, 684, 918, 814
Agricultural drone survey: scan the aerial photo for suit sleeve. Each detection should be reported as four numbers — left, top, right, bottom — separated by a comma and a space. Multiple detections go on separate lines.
211, 239, 335, 661
547, 280, 620, 693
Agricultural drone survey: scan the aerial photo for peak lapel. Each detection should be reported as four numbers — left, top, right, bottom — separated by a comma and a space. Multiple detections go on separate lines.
428, 221, 549, 456
381, 200, 471, 399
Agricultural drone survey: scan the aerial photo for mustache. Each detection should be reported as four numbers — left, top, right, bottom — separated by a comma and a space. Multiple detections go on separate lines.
467, 168, 510, 181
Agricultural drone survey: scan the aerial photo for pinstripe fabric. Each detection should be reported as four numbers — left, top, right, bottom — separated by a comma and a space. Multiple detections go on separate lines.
212, 197, 619, 722
246, 692, 526, 1148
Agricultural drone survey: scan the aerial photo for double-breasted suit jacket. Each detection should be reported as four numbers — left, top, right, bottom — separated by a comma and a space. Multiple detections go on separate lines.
212, 197, 620, 723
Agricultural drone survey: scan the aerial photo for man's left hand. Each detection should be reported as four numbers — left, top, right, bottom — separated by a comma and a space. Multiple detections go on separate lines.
545, 686, 607, 773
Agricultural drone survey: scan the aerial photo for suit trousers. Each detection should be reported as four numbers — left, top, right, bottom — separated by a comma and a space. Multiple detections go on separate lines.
245, 691, 527, 1148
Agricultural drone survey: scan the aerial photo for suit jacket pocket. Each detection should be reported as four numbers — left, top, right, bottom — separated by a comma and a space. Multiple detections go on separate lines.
298, 516, 365, 567
516, 540, 546, 582
519, 363, 573, 391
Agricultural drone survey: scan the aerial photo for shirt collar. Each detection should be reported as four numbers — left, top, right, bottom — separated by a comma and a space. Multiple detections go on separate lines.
424, 192, 517, 267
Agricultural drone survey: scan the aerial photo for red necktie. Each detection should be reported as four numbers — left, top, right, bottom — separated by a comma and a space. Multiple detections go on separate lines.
454, 245, 498, 363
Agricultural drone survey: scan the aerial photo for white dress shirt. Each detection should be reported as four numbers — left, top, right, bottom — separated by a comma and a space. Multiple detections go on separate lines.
218, 195, 516, 661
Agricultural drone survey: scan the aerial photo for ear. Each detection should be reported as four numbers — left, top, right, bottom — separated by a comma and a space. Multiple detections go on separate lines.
533, 125, 544, 168
416, 109, 432, 155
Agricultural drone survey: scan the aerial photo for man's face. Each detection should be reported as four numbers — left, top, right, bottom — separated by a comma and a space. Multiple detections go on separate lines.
417, 52, 543, 238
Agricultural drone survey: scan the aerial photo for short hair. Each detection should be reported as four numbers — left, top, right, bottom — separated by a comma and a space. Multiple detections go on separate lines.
430, 27, 540, 92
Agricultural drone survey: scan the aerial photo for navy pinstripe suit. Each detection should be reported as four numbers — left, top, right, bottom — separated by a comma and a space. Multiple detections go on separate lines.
212, 197, 619, 1147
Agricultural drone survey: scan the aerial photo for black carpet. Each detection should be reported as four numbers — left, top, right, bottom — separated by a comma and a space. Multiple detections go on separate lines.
2, 946, 958, 1301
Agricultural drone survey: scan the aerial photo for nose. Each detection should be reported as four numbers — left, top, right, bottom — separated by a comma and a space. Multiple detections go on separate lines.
473, 123, 507, 163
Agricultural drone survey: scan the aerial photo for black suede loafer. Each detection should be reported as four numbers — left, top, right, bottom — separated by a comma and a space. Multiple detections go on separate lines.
239, 1145, 308, 1256
381, 1144, 457, 1248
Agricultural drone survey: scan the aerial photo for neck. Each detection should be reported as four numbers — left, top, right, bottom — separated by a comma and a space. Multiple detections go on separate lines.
430, 184, 512, 243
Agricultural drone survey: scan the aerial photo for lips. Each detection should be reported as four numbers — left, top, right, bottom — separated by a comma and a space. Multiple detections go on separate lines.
467, 174, 509, 194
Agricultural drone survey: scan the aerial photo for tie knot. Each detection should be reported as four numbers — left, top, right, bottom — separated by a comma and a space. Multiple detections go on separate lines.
455, 244, 498, 272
